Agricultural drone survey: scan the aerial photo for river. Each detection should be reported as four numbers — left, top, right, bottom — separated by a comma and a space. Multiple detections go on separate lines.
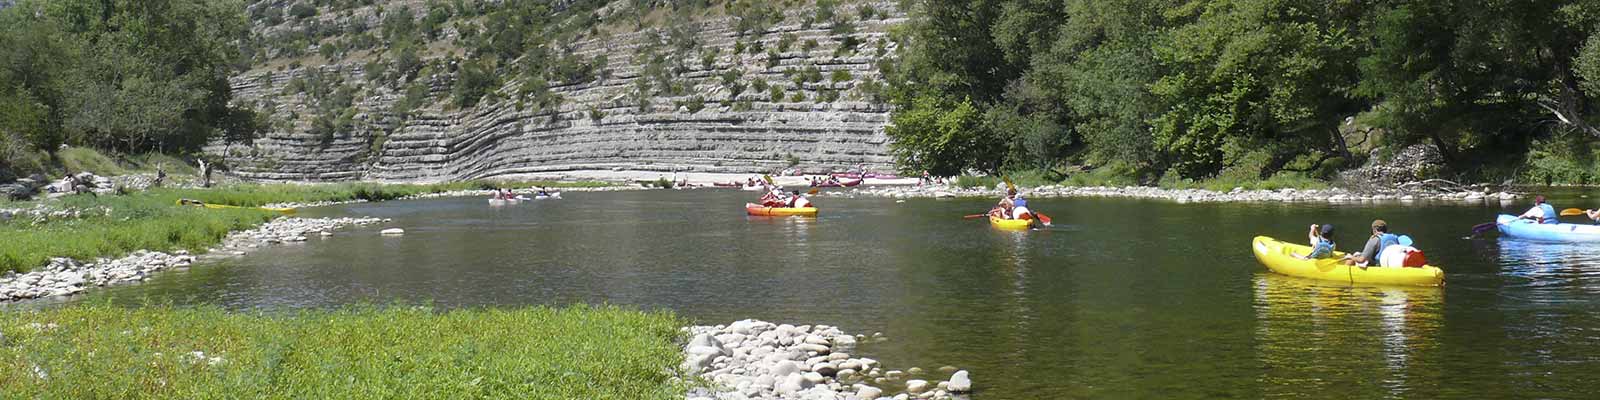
68, 189, 1600, 399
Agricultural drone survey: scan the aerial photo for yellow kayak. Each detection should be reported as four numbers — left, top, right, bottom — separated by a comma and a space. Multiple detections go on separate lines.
1251, 236, 1442, 287
989, 215, 1033, 230
177, 199, 297, 214
745, 203, 817, 216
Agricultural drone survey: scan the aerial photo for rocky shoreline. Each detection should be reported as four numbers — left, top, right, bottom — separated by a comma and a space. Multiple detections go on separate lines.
0, 216, 388, 302
261, 185, 646, 209
834, 183, 1522, 204
684, 320, 971, 400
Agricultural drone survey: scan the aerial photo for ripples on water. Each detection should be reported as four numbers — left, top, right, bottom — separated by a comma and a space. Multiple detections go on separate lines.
32, 191, 1600, 399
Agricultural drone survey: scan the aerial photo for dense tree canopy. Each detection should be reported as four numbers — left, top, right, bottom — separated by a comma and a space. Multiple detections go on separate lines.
886, 0, 1600, 183
0, 0, 256, 172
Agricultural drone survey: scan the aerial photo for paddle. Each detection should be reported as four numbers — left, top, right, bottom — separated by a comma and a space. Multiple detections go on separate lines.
1561, 208, 1587, 216
963, 214, 988, 219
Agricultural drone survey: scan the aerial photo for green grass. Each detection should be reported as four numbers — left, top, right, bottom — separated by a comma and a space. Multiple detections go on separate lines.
55, 148, 127, 176
0, 181, 615, 273
0, 303, 686, 399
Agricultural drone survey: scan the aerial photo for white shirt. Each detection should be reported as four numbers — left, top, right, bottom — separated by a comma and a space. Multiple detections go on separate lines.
1521, 206, 1545, 219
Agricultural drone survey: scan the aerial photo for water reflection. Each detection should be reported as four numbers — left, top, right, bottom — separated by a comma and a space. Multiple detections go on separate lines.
1253, 274, 1443, 399
1495, 238, 1600, 297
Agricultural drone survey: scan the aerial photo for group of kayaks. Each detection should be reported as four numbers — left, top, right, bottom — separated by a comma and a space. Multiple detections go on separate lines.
487, 192, 560, 205
1251, 210, 1600, 288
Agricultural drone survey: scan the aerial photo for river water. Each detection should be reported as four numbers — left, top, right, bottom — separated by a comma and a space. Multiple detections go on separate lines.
71, 189, 1600, 399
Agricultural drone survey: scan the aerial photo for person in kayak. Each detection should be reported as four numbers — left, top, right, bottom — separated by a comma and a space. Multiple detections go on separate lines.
1518, 196, 1559, 224
1347, 220, 1400, 267
1296, 224, 1338, 260
787, 190, 812, 208
1012, 196, 1033, 220
760, 187, 788, 207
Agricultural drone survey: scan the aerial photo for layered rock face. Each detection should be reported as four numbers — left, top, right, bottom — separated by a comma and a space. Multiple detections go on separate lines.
217, 2, 904, 182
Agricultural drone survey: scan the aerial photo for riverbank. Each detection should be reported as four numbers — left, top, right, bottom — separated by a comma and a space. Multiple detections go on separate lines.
0, 303, 684, 398
684, 320, 971, 400
834, 182, 1523, 204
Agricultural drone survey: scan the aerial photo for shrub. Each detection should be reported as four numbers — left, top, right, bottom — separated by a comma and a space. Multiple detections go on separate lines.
830, 70, 852, 83
769, 85, 785, 101
288, 3, 318, 19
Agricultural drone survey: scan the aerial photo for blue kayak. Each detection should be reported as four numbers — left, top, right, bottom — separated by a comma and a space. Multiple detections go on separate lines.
1496, 214, 1600, 242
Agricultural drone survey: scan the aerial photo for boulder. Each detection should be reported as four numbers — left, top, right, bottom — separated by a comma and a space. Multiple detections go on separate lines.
947, 370, 971, 392
905, 379, 929, 394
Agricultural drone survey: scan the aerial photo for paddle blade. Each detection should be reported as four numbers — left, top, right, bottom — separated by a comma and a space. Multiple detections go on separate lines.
1561, 208, 1586, 216
1036, 213, 1052, 226
808, 188, 820, 195
763, 175, 774, 185
1003, 176, 1016, 191
963, 214, 988, 219
1470, 222, 1498, 235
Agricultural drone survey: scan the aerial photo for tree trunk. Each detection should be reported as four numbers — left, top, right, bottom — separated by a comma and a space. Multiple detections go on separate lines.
1427, 131, 1455, 164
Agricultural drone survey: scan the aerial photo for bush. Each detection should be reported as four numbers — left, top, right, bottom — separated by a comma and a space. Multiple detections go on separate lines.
288, 2, 317, 19
57, 148, 126, 176
769, 85, 785, 101
830, 70, 852, 83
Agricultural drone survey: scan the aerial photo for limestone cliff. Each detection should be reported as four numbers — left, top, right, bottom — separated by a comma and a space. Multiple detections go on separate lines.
216, 0, 904, 181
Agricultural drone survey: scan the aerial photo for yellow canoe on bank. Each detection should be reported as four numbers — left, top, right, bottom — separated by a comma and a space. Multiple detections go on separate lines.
1251, 236, 1442, 287
177, 199, 297, 214
990, 215, 1033, 230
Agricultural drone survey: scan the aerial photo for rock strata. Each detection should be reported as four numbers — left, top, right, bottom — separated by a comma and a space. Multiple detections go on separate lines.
683, 319, 970, 400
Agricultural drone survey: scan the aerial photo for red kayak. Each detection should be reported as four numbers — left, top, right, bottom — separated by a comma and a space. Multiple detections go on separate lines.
810, 179, 863, 188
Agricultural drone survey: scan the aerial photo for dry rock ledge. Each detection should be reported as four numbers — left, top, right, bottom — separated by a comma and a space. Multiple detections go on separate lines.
0, 217, 386, 302
838, 182, 1521, 204
684, 320, 972, 400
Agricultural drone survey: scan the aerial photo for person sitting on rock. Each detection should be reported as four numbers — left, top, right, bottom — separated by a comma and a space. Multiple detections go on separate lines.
1519, 196, 1559, 224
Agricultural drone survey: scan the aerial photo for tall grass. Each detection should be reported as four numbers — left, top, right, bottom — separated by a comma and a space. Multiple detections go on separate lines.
0, 192, 274, 273
0, 303, 686, 399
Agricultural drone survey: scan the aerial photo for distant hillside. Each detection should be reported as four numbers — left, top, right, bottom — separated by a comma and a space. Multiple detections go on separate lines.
215, 0, 905, 181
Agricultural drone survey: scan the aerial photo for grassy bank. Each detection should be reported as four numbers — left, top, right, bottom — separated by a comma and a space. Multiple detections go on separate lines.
0, 303, 684, 399
0, 181, 610, 273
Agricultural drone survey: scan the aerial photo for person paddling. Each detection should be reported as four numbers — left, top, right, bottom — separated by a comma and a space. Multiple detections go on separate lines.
1519, 196, 1559, 224
1296, 224, 1338, 260
1347, 220, 1400, 267
787, 190, 812, 208
1012, 196, 1033, 220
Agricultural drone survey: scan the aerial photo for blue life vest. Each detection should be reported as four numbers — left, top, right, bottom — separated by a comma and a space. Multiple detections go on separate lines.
1540, 203, 1558, 224
1377, 233, 1399, 250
